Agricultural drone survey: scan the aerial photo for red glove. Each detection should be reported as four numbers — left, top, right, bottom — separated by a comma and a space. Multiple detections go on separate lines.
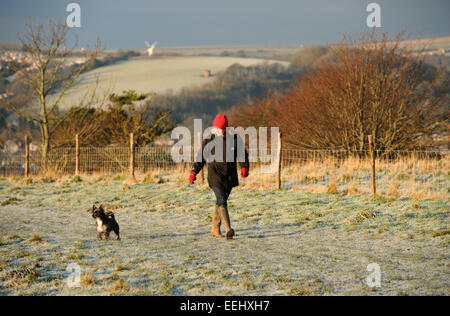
189, 171, 197, 184
241, 168, 249, 178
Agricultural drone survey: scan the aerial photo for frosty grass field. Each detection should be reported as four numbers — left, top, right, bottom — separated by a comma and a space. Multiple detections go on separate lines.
0, 175, 448, 296
57, 56, 288, 109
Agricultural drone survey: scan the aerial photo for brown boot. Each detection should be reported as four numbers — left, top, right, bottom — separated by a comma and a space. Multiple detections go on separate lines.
218, 205, 235, 240
211, 205, 223, 238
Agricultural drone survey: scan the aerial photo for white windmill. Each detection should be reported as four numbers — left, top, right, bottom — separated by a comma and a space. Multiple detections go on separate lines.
145, 41, 158, 56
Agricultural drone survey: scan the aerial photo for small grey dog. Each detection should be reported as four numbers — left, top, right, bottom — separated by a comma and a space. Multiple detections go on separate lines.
92, 205, 120, 240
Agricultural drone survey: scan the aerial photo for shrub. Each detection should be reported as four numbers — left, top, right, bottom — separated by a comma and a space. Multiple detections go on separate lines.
290, 286, 311, 296
112, 175, 123, 181
142, 173, 155, 184
352, 210, 376, 223
327, 179, 338, 195
28, 234, 43, 243
430, 230, 450, 238
81, 273, 95, 286
71, 175, 82, 183
1, 197, 21, 206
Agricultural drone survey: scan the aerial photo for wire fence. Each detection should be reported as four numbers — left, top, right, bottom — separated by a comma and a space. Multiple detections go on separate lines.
0, 146, 185, 176
0, 146, 448, 200
244, 149, 449, 200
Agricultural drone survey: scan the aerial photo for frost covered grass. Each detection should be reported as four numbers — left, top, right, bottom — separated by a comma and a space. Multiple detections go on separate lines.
0, 176, 448, 296
242, 156, 449, 200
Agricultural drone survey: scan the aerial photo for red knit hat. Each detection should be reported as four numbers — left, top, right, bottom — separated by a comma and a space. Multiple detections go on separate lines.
213, 113, 229, 130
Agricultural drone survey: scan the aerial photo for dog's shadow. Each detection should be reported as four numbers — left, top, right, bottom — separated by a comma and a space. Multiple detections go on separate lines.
96, 231, 209, 243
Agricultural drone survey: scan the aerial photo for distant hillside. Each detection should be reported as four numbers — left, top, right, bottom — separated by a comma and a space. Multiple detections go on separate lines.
155, 45, 300, 60
152, 62, 299, 128
52, 56, 289, 110
397, 36, 450, 51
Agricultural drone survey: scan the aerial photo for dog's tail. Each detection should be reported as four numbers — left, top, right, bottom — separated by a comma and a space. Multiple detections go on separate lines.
107, 212, 115, 220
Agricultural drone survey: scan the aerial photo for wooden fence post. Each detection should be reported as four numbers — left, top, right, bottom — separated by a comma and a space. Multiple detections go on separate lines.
276, 132, 282, 190
75, 134, 80, 176
368, 135, 376, 196
24, 136, 29, 178
129, 133, 136, 182
197, 132, 204, 185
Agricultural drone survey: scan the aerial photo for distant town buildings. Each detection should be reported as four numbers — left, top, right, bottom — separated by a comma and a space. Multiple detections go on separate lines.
0, 50, 87, 83
64, 58, 87, 68
0, 51, 39, 71
431, 48, 448, 56
414, 48, 449, 57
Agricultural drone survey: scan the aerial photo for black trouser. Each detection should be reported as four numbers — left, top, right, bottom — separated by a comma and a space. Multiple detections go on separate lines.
211, 186, 232, 207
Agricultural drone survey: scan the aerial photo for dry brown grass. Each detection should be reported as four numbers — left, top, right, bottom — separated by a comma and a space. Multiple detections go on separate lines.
28, 234, 43, 243
110, 278, 128, 294
2, 154, 447, 200
7, 266, 41, 288
80, 272, 95, 287
327, 174, 338, 194
390, 181, 399, 197
347, 181, 359, 195
430, 230, 450, 238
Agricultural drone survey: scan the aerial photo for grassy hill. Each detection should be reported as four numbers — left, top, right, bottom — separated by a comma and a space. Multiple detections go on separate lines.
56, 56, 289, 109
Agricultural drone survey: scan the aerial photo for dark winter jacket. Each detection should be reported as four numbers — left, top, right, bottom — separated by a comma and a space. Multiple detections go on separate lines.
192, 133, 249, 191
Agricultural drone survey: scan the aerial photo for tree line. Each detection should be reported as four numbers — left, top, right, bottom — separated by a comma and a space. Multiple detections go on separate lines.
152, 62, 301, 129
228, 31, 449, 153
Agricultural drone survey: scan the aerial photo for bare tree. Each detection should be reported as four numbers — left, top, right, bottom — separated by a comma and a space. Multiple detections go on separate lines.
1, 20, 100, 168
233, 31, 447, 153
50, 81, 111, 147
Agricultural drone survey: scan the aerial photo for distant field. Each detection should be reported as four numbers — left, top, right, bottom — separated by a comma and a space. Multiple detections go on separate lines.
399, 36, 450, 51
57, 56, 289, 109
155, 45, 300, 57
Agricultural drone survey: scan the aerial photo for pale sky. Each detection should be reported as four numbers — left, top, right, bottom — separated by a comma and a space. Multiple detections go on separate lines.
0, 0, 449, 48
